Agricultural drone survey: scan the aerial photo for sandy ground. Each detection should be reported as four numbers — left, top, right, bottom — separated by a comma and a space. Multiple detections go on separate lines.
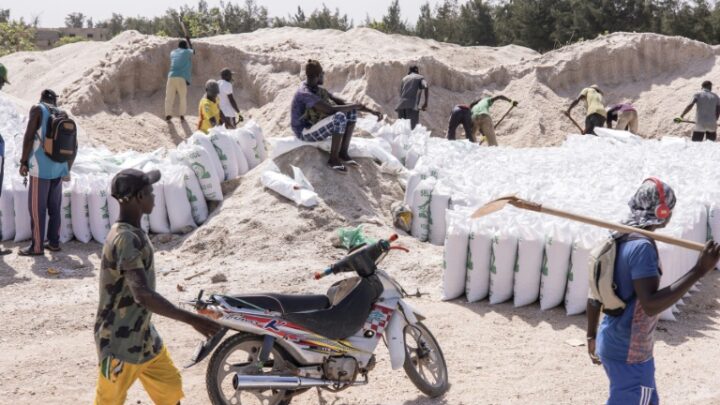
1, 28, 720, 404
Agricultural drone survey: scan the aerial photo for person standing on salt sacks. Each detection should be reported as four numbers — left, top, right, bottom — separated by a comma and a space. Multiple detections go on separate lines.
567, 84, 606, 135
395, 65, 428, 130
586, 178, 720, 405
679, 80, 720, 142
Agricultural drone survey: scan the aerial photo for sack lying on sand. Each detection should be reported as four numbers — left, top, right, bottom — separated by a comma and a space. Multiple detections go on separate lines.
162, 165, 196, 234
209, 131, 240, 181
174, 143, 223, 202
540, 225, 573, 310
410, 177, 436, 242
442, 211, 469, 301
59, 183, 74, 243
189, 132, 225, 181
465, 222, 493, 303
88, 176, 111, 244
70, 177, 92, 244
489, 228, 518, 305
0, 183, 15, 241
260, 165, 318, 208
181, 165, 208, 225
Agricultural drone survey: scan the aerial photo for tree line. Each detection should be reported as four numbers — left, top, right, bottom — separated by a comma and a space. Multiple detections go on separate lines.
3, 0, 720, 56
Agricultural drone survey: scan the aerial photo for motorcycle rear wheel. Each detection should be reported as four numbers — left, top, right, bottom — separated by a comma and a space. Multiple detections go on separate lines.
206, 333, 293, 405
402, 322, 449, 398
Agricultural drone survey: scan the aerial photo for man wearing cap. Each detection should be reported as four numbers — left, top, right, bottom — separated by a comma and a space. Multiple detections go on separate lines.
0, 64, 10, 255
217, 68, 244, 129
290, 59, 382, 173
567, 84, 607, 135
198, 80, 224, 134
95, 168, 221, 404
18, 89, 72, 256
679, 80, 720, 142
586, 178, 720, 405
396, 66, 428, 130
165, 37, 194, 121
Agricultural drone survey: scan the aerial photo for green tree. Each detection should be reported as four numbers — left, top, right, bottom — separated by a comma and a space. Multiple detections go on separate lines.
434, 0, 461, 43
55, 36, 87, 47
0, 20, 36, 56
370, 0, 410, 34
65, 12, 86, 28
416, 2, 435, 38
0, 9, 9, 24
459, 0, 496, 46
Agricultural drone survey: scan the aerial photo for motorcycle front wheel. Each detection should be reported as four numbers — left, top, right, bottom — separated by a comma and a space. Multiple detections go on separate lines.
206, 333, 294, 405
403, 322, 449, 398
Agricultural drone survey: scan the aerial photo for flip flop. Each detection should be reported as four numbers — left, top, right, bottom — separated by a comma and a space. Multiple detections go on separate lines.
340, 157, 359, 167
18, 247, 44, 256
327, 162, 347, 173
44, 243, 61, 252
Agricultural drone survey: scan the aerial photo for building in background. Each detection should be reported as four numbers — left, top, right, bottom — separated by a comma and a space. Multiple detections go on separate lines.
35, 28, 110, 49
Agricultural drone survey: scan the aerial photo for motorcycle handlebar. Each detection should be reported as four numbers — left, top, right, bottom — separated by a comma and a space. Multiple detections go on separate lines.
313, 234, 403, 280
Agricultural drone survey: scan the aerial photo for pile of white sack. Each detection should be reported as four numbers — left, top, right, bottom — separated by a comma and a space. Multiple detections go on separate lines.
0, 95, 266, 244
361, 119, 720, 319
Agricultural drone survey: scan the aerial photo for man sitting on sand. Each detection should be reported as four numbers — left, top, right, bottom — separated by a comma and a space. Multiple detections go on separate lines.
470, 95, 517, 146
198, 80, 224, 134
567, 84, 606, 135
679, 80, 720, 142
606, 102, 638, 133
586, 178, 720, 405
290, 59, 382, 173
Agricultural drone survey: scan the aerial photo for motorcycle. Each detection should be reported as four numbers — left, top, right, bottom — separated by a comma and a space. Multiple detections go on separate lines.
185, 234, 449, 404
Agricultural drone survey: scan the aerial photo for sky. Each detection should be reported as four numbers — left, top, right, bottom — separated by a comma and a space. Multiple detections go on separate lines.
8, 0, 444, 28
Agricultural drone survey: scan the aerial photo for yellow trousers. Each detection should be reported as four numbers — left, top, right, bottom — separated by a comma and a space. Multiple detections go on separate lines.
165, 77, 188, 117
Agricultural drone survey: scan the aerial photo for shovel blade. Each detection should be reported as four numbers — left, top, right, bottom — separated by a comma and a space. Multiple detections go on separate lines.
471, 196, 517, 218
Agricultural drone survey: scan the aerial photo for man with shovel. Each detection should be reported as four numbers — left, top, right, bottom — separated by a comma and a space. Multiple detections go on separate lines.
566, 84, 606, 135
470, 95, 517, 146
585, 179, 720, 405
678, 80, 720, 142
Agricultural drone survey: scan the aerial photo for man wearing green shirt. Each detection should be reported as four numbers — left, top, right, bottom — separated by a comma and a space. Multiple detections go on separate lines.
470, 95, 516, 146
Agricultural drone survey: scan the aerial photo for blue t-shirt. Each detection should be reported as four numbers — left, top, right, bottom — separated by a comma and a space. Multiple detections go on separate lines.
290, 82, 322, 137
168, 48, 194, 83
597, 238, 660, 364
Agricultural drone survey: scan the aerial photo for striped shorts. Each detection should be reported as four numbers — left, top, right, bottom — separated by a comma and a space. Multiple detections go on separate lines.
298, 110, 357, 142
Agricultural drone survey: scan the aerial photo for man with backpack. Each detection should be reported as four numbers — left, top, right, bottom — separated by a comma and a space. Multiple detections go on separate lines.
19, 89, 76, 256
586, 178, 720, 405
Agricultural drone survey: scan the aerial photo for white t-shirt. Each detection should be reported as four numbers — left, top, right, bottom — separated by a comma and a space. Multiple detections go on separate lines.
217, 79, 236, 117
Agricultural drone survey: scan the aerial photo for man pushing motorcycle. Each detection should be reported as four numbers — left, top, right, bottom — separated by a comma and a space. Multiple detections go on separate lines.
93, 168, 221, 405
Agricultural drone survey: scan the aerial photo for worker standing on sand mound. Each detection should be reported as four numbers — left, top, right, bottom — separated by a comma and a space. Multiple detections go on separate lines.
470, 94, 517, 146
94, 169, 220, 404
396, 65, 428, 130
606, 102, 639, 133
198, 80, 224, 134
679, 80, 720, 142
217, 68, 244, 129
290, 59, 382, 173
165, 36, 194, 122
586, 179, 720, 405
567, 84, 606, 135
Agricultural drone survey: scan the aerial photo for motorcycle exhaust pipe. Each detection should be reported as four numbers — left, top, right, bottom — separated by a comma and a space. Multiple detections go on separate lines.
234, 375, 359, 389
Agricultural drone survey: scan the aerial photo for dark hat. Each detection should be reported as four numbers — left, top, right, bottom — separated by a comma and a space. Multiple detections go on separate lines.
111, 168, 161, 203
41, 89, 58, 103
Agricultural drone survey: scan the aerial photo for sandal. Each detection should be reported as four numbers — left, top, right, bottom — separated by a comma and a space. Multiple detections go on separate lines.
18, 246, 44, 256
340, 156, 359, 167
327, 162, 347, 173
44, 243, 61, 252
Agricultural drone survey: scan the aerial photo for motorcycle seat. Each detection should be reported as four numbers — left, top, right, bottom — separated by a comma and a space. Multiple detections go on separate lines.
223, 293, 330, 314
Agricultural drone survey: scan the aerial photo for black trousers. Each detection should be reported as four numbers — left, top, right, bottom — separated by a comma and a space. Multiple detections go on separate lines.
692, 131, 717, 142
447, 107, 474, 142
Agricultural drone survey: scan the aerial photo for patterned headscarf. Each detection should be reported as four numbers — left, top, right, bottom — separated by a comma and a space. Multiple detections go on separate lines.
623, 178, 676, 228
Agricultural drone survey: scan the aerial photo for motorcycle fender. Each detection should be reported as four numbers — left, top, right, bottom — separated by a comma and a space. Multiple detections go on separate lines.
386, 311, 407, 370
398, 299, 423, 324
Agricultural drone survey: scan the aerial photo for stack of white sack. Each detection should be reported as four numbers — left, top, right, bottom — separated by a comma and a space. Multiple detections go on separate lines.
362, 118, 720, 317
0, 94, 266, 243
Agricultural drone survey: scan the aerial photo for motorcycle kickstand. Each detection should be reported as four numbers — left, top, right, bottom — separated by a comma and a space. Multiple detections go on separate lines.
257, 335, 275, 368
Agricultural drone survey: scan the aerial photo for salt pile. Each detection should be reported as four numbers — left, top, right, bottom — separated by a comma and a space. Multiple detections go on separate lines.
0, 94, 266, 244
360, 118, 719, 318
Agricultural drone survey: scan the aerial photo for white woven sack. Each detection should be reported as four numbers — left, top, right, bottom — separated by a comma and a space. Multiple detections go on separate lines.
540, 226, 573, 310
0, 182, 15, 241
465, 222, 493, 302
442, 212, 469, 301
162, 166, 196, 234
70, 178, 92, 243
513, 226, 544, 308
488, 229, 518, 305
